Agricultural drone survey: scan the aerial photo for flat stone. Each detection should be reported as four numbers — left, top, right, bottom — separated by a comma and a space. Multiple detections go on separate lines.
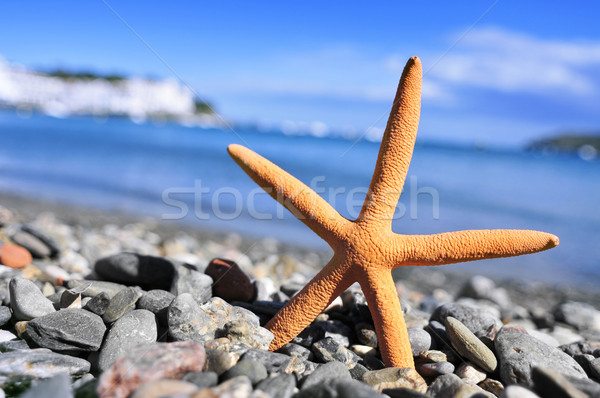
181, 371, 218, 389
26, 308, 106, 351
205, 258, 254, 302
0, 348, 90, 379
478, 378, 504, 397
19, 372, 72, 398
0, 306, 11, 327
253, 278, 276, 301
418, 349, 447, 363
408, 327, 431, 356
0, 339, 29, 352
193, 376, 253, 398
278, 343, 314, 360
531, 367, 587, 398
313, 320, 353, 347
301, 361, 351, 390
168, 295, 259, 344
311, 337, 360, 369
103, 287, 143, 323
136, 289, 175, 324
445, 316, 497, 372
416, 361, 454, 377
455, 362, 487, 384
204, 348, 239, 375
130, 379, 198, 398
98, 309, 158, 372
362, 367, 427, 393
350, 344, 377, 357
222, 359, 267, 385
95, 252, 176, 290
555, 301, 600, 332
9, 277, 55, 321
0, 330, 17, 343
427, 373, 495, 398
295, 378, 385, 398
242, 349, 292, 374
494, 327, 587, 386
84, 292, 110, 316
66, 280, 127, 299
501, 385, 541, 398
432, 302, 501, 339
10, 230, 51, 258
564, 374, 600, 397
97, 341, 206, 398
256, 373, 296, 398
0, 244, 32, 268
171, 263, 213, 304
20, 225, 60, 257
382, 388, 428, 398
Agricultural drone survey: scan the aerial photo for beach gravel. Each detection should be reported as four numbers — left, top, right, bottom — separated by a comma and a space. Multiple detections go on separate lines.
9, 277, 56, 321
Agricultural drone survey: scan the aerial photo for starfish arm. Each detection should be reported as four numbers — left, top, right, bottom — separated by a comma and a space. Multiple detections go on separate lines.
358, 57, 422, 226
265, 256, 354, 351
360, 268, 414, 368
395, 229, 559, 266
228, 144, 348, 244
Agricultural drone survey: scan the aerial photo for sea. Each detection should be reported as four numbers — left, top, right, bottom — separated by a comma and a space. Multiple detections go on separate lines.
1, 111, 599, 286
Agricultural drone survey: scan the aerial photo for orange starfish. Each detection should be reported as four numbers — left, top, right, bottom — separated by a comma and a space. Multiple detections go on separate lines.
227, 56, 558, 368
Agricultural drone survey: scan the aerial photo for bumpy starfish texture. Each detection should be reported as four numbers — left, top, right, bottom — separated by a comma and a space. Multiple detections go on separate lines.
227, 57, 558, 368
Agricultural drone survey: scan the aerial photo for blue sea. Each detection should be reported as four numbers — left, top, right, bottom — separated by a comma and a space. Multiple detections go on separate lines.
1, 111, 599, 286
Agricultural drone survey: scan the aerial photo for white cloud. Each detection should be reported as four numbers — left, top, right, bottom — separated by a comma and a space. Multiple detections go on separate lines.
427, 27, 600, 96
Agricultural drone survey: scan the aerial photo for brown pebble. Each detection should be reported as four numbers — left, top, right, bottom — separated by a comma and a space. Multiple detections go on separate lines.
0, 244, 32, 268
130, 380, 198, 398
205, 258, 254, 302
96, 341, 206, 398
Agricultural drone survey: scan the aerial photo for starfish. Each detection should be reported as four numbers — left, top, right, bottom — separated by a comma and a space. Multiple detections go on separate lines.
227, 56, 558, 368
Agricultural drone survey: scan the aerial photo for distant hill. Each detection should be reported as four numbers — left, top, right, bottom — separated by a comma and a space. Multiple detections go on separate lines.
527, 132, 600, 160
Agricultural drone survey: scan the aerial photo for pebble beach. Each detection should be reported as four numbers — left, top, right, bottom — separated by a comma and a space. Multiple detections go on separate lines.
0, 194, 599, 398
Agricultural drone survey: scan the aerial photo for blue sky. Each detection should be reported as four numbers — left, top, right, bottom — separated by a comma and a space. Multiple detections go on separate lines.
1, 1, 600, 146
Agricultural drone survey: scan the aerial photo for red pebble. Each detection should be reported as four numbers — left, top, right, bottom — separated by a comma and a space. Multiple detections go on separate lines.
0, 244, 32, 268
205, 258, 255, 302
97, 341, 206, 398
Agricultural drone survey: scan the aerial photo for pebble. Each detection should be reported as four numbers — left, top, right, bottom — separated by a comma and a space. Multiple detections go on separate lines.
256, 373, 296, 398
193, 375, 255, 398
362, 367, 427, 393
205, 258, 254, 302
0, 306, 11, 327
222, 359, 267, 385
501, 385, 541, 398
242, 349, 292, 374
97, 341, 206, 398
102, 286, 143, 323
427, 373, 494, 398
20, 225, 60, 257
221, 319, 274, 350
355, 322, 378, 347
181, 371, 219, 389
0, 348, 90, 379
9, 277, 56, 321
0, 330, 17, 343
95, 252, 176, 290
66, 280, 126, 299
445, 316, 497, 372
531, 366, 587, 398
478, 378, 505, 396
416, 361, 454, 377
554, 301, 600, 332
312, 337, 360, 369
18, 372, 72, 398
10, 230, 52, 258
408, 327, 431, 356
171, 263, 213, 304
459, 275, 512, 310
418, 350, 447, 363
130, 379, 198, 398
253, 277, 276, 301
494, 326, 587, 386
26, 308, 106, 351
136, 289, 175, 323
84, 291, 110, 316
350, 344, 376, 357
301, 361, 351, 390
455, 362, 487, 384
278, 342, 314, 360
296, 378, 385, 398
97, 309, 158, 372
431, 302, 501, 339
0, 244, 32, 268
0, 338, 29, 352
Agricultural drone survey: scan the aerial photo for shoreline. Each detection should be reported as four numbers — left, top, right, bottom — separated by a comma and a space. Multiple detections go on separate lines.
2, 191, 599, 309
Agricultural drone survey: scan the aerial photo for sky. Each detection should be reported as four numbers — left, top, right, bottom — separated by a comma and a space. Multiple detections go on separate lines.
1, 1, 600, 146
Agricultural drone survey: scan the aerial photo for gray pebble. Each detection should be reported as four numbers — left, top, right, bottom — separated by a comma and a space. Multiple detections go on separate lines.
137, 289, 175, 324
312, 337, 360, 369
295, 378, 384, 398
181, 371, 218, 389
97, 309, 157, 372
9, 277, 56, 321
26, 308, 106, 351
95, 252, 175, 290
501, 385, 541, 398
555, 301, 600, 332
256, 373, 296, 398
253, 278, 276, 301
11, 230, 52, 258
416, 361, 454, 377
242, 349, 291, 374
427, 373, 494, 398
19, 372, 72, 398
432, 302, 501, 339
222, 359, 267, 385
355, 322, 378, 348
494, 327, 587, 386
102, 286, 143, 323
171, 263, 212, 304
20, 225, 60, 257
301, 361, 351, 390
408, 327, 431, 356
84, 292, 110, 316
0, 306, 11, 327
0, 348, 90, 378
278, 343, 314, 360
563, 374, 600, 397
66, 280, 126, 299
313, 320, 354, 347
349, 363, 368, 380
531, 366, 587, 398
220, 319, 274, 350
0, 339, 29, 352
